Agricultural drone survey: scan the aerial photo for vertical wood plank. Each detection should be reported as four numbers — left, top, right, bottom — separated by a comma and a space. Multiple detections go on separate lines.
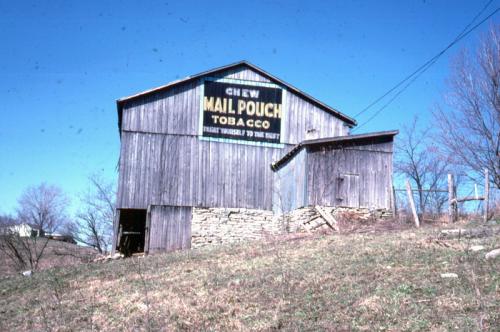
484, 168, 489, 222
392, 185, 397, 217
406, 180, 420, 228
448, 174, 455, 223
144, 206, 151, 255
111, 209, 121, 255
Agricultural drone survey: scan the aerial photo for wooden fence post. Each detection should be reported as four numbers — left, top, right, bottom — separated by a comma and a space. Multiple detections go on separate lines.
484, 169, 489, 222
448, 174, 455, 223
454, 182, 458, 220
392, 185, 397, 217
406, 180, 420, 228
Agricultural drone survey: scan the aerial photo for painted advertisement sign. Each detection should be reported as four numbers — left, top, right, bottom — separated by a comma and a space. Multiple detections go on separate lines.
201, 79, 283, 144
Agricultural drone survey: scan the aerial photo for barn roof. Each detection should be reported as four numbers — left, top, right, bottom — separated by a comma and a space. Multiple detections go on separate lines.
271, 130, 399, 171
116, 61, 357, 132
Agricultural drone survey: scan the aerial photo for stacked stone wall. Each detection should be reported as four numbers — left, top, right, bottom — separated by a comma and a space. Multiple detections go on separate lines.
191, 206, 392, 248
191, 208, 283, 248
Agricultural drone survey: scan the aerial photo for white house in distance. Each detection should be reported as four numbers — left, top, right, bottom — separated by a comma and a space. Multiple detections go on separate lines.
0, 223, 44, 237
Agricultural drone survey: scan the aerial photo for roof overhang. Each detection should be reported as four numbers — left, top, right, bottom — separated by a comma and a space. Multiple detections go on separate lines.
116, 61, 357, 134
271, 130, 399, 171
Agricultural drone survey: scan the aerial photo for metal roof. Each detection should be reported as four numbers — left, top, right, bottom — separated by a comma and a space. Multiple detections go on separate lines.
271, 130, 399, 171
116, 61, 357, 132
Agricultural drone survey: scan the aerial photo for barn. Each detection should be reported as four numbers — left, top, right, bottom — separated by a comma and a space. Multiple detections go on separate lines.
113, 61, 397, 255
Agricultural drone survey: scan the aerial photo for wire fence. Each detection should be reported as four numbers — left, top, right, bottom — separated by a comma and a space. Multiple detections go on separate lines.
393, 170, 495, 226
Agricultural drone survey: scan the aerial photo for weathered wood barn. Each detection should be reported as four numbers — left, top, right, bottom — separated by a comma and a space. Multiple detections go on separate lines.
113, 61, 397, 254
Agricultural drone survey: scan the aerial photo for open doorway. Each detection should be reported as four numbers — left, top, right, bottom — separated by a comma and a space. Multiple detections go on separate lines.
116, 209, 147, 256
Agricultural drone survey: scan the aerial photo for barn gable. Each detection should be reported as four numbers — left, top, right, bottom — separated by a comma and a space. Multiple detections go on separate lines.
117, 61, 355, 144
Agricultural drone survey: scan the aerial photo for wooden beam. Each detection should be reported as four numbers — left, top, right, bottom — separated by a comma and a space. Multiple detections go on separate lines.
391, 185, 397, 217
144, 205, 151, 255
394, 189, 448, 193
315, 206, 339, 232
448, 174, 455, 223
484, 169, 489, 222
451, 196, 485, 203
111, 209, 121, 255
453, 180, 458, 221
116, 224, 123, 254
406, 180, 420, 228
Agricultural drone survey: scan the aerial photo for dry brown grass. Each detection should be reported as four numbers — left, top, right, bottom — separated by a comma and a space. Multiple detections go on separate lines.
0, 224, 499, 331
0, 239, 97, 276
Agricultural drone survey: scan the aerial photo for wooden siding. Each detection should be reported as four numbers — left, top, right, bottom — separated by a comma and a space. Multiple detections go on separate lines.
117, 131, 290, 210
214, 67, 272, 83
120, 68, 349, 143
337, 173, 360, 207
117, 66, 352, 211
148, 205, 192, 253
122, 80, 201, 136
283, 92, 348, 144
273, 149, 308, 213
275, 141, 393, 212
307, 142, 393, 209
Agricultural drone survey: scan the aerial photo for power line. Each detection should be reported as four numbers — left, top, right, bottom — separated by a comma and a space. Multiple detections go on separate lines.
354, 0, 493, 119
352, 1, 499, 132
354, 60, 437, 132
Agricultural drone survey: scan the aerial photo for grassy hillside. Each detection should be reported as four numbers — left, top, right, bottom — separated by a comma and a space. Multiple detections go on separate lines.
0, 225, 499, 331
0, 239, 97, 276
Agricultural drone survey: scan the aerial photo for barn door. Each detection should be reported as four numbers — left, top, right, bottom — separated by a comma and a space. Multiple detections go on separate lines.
336, 173, 360, 207
148, 206, 192, 253
116, 209, 147, 256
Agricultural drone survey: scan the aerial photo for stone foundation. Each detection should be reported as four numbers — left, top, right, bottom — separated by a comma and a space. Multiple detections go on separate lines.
191, 208, 284, 248
284, 206, 393, 232
191, 206, 392, 248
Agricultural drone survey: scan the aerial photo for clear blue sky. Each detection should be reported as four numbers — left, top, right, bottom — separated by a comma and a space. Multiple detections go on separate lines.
1, 0, 498, 215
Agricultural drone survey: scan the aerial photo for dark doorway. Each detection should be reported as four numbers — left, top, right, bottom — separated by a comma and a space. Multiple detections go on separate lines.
117, 209, 147, 256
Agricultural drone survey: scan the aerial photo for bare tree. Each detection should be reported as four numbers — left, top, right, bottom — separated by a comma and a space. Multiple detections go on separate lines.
0, 231, 49, 272
0, 213, 50, 272
0, 183, 70, 272
72, 174, 116, 254
433, 24, 500, 189
395, 116, 450, 217
17, 183, 69, 234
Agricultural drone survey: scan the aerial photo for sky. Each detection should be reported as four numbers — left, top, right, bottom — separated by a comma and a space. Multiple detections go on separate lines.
0, 0, 499, 215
